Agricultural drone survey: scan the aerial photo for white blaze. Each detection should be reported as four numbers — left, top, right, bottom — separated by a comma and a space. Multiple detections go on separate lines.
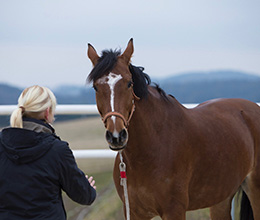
97, 73, 122, 136
107, 73, 122, 112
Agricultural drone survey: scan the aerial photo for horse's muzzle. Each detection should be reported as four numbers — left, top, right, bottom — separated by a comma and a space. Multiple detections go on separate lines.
106, 128, 128, 151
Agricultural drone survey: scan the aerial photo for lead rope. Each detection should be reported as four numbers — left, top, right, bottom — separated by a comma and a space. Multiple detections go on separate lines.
119, 151, 130, 220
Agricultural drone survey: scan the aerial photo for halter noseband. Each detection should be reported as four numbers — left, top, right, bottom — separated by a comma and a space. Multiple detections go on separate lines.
102, 90, 140, 128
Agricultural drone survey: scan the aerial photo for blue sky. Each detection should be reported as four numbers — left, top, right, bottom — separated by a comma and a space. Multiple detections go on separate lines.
0, 0, 259, 88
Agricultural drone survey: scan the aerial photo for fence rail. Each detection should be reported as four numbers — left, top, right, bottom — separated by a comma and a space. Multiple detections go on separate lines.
1, 104, 199, 159
0, 104, 118, 159
72, 149, 117, 158
0, 104, 201, 116
2, 103, 260, 161
0, 104, 99, 116
2, 103, 260, 116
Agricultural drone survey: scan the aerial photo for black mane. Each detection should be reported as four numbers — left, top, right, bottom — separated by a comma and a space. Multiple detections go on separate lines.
87, 49, 169, 100
129, 64, 150, 99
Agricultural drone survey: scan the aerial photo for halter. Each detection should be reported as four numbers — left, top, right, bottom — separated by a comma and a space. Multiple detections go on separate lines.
102, 89, 140, 128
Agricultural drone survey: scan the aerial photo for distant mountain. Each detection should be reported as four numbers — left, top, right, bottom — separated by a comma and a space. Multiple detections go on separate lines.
156, 70, 260, 103
2, 70, 260, 126
54, 85, 95, 104
0, 83, 22, 104
158, 70, 260, 84
0, 83, 96, 105
1, 70, 260, 106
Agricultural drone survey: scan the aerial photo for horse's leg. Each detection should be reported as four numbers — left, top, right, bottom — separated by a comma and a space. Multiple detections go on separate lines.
242, 171, 260, 219
161, 202, 186, 220
162, 213, 185, 220
125, 209, 155, 220
122, 205, 155, 220
209, 195, 234, 220
126, 212, 152, 220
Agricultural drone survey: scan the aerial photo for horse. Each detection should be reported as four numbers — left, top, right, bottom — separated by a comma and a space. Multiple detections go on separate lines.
87, 39, 260, 220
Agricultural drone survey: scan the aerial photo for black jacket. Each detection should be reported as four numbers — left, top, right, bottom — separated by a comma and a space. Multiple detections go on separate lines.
0, 118, 96, 220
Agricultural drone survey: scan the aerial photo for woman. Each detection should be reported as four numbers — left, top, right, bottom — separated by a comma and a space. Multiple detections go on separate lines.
0, 85, 96, 219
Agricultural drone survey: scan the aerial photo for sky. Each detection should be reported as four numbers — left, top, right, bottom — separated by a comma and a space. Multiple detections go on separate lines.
0, 0, 260, 89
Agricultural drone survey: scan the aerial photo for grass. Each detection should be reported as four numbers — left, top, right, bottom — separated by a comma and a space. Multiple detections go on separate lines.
54, 116, 107, 150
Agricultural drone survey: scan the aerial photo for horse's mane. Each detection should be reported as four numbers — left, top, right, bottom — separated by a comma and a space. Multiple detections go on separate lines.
129, 64, 150, 99
87, 49, 169, 100
129, 65, 170, 101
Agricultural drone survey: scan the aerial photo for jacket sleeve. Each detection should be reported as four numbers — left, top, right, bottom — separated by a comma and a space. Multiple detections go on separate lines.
56, 141, 96, 205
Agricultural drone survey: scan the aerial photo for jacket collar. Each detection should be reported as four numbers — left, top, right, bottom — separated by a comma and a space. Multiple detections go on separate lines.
22, 117, 55, 134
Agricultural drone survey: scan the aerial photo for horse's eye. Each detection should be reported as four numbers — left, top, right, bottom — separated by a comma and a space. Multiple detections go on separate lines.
127, 81, 133, 88
93, 85, 98, 92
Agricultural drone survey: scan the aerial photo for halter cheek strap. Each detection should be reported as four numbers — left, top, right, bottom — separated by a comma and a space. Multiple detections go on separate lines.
132, 90, 140, 101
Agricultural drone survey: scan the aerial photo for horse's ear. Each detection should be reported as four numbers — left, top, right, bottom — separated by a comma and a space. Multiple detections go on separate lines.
120, 38, 134, 64
87, 43, 100, 66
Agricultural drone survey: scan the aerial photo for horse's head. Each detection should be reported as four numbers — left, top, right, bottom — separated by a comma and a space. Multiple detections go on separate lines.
87, 39, 141, 151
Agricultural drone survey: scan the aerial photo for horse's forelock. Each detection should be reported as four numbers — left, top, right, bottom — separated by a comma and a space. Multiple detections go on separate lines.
87, 49, 121, 83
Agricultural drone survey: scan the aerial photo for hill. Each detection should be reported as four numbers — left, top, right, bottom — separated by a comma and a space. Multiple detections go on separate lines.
155, 70, 260, 103
1, 70, 260, 106
0, 84, 22, 104
158, 70, 260, 84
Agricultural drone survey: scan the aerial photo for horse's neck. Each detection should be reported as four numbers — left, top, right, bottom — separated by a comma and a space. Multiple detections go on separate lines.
126, 91, 186, 154
133, 91, 185, 125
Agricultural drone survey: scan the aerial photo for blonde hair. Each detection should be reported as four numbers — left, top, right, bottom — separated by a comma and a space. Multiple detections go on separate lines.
10, 85, 57, 128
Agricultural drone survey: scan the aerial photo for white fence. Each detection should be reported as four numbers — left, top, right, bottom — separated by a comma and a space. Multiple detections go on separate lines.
0, 104, 99, 116
0, 104, 200, 159
0, 104, 118, 159
2, 103, 259, 160
0, 104, 200, 116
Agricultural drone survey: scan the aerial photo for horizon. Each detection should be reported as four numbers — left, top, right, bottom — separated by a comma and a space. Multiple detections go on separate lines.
1, 68, 260, 90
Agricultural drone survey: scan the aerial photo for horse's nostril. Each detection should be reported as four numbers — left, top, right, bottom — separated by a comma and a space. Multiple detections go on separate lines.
119, 129, 128, 143
106, 130, 113, 144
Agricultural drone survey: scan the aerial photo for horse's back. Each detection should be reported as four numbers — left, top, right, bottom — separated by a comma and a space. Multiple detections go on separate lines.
193, 98, 260, 148
193, 98, 260, 129
191, 97, 260, 166
195, 98, 259, 112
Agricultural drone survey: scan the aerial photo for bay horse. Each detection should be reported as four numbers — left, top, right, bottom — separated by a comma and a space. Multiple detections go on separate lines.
87, 39, 260, 220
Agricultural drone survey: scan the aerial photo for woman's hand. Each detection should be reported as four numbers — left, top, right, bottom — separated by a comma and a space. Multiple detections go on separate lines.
86, 175, 96, 190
